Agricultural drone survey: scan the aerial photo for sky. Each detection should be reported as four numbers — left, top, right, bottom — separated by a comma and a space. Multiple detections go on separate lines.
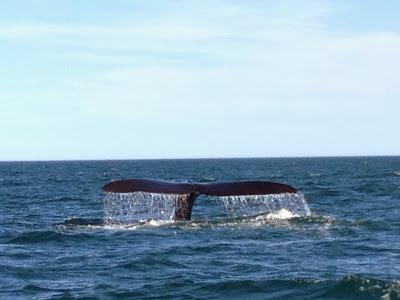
0, 0, 399, 160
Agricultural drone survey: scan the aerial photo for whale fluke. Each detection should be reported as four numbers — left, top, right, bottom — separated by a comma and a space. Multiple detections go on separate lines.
102, 179, 296, 195
196, 181, 297, 196
102, 178, 194, 194
102, 179, 297, 220
102, 179, 197, 221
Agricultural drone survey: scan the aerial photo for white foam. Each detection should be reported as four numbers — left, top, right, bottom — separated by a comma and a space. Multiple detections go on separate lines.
265, 208, 298, 220
146, 219, 174, 227
101, 219, 174, 230
101, 224, 140, 230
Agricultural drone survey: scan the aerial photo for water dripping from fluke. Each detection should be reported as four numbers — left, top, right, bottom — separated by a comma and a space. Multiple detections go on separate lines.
101, 179, 311, 225
103, 192, 179, 224
217, 192, 311, 219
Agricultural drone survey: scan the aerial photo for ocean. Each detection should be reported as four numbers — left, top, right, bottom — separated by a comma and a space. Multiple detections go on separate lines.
0, 157, 399, 299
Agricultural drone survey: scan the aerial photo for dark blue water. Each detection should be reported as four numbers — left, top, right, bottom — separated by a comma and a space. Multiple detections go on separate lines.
1, 157, 399, 299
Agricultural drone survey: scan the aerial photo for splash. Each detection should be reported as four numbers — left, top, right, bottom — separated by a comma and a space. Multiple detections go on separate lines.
102, 191, 181, 224
217, 192, 311, 218
266, 208, 297, 220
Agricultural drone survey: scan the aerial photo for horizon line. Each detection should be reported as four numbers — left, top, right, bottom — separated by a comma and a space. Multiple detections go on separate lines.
1, 154, 399, 163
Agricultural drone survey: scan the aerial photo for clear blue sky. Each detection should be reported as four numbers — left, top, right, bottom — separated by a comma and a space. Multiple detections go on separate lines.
1, 0, 399, 160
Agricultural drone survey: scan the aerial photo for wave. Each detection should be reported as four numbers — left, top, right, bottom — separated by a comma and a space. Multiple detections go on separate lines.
322, 274, 400, 299
53, 212, 389, 232
192, 275, 400, 299
56, 217, 167, 231
11, 274, 398, 299
21, 284, 53, 292
6, 224, 102, 244
1, 180, 31, 187
6, 230, 65, 244
60, 217, 104, 226
53, 213, 330, 233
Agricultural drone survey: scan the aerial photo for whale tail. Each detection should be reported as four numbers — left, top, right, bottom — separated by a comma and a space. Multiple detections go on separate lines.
102, 179, 297, 221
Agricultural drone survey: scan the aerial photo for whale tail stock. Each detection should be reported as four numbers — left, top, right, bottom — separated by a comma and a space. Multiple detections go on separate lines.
102, 179, 297, 220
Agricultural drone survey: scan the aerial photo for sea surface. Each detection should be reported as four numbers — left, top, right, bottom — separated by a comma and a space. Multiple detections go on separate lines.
1, 157, 400, 299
